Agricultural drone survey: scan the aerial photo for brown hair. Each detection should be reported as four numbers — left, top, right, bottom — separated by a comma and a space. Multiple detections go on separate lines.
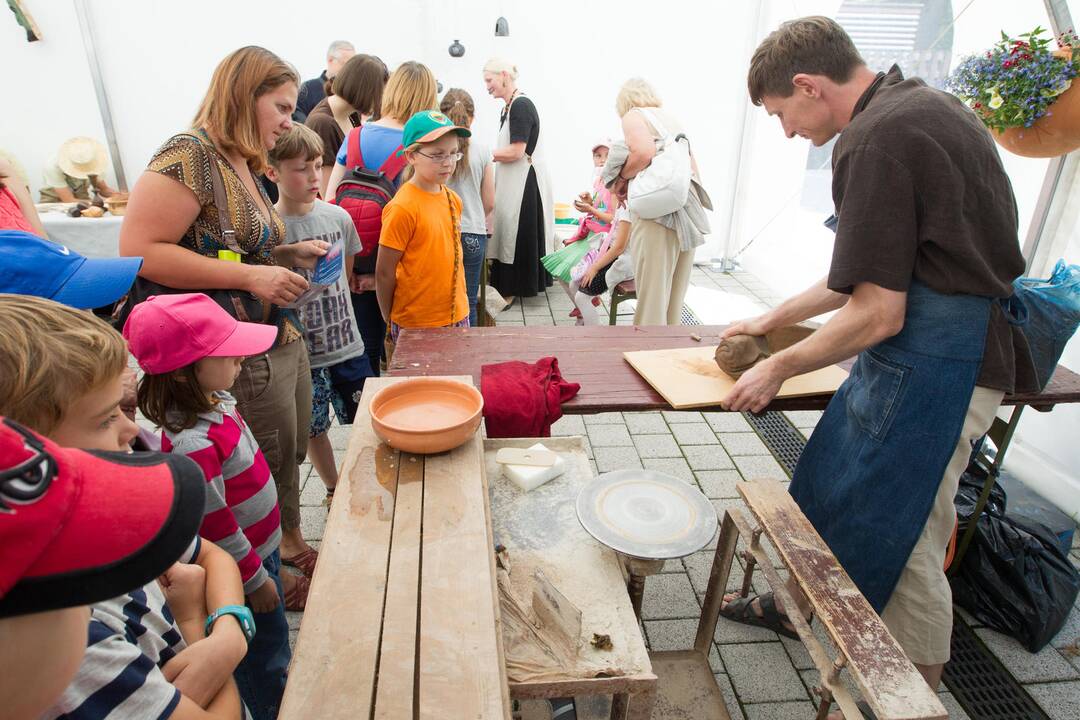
137, 365, 219, 434
440, 88, 474, 181
0, 295, 128, 434
192, 46, 300, 174
268, 123, 324, 167
747, 16, 864, 106
381, 61, 438, 124
331, 54, 389, 118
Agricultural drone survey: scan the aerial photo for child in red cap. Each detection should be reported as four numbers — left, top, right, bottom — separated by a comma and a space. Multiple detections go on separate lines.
124, 292, 295, 720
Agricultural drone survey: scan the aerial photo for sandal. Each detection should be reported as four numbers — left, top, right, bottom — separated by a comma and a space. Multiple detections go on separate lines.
282, 548, 319, 578
283, 573, 311, 612
569, 308, 582, 318
322, 487, 335, 511
719, 592, 801, 640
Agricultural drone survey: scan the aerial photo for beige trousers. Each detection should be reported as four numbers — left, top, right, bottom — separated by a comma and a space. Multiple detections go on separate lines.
880, 385, 1004, 665
629, 218, 694, 325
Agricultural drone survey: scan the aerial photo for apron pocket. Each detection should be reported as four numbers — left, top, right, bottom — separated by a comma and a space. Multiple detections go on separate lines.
845, 350, 909, 441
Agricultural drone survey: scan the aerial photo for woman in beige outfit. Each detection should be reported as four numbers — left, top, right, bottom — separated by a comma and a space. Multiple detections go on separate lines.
612, 79, 698, 325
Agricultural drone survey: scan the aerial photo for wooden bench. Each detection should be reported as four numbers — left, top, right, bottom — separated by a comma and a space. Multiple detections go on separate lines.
653, 478, 947, 720
279, 376, 511, 720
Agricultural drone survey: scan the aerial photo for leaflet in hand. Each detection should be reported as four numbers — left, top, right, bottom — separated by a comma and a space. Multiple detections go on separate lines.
285, 238, 344, 308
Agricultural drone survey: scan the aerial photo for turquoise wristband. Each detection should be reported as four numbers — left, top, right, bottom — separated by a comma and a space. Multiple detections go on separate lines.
205, 604, 256, 644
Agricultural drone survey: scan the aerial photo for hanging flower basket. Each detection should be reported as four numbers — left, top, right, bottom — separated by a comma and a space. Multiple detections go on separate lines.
948, 28, 1080, 159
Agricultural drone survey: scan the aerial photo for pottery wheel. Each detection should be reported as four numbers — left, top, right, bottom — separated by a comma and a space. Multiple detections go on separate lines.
576, 470, 718, 560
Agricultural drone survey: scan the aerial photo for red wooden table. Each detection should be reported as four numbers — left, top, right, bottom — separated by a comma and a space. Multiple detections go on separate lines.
387, 325, 1080, 414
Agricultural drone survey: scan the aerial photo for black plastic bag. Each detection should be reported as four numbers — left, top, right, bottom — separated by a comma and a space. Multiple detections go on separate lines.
950, 471, 1079, 652
954, 464, 1006, 524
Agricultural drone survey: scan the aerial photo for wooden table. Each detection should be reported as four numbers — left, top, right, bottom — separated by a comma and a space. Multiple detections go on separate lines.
280, 376, 511, 720
388, 325, 1080, 413
485, 437, 656, 719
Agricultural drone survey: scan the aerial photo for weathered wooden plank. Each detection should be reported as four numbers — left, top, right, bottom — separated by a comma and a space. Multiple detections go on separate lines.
418, 425, 511, 718
372, 452, 425, 720
388, 326, 1079, 413
737, 479, 946, 720
279, 380, 401, 719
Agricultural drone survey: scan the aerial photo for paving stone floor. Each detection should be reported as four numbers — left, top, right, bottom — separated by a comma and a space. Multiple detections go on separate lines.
285, 266, 1080, 719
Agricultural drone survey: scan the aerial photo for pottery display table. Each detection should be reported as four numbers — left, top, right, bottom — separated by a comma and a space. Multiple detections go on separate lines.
280, 376, 511, 720
387, 325, 1080, 414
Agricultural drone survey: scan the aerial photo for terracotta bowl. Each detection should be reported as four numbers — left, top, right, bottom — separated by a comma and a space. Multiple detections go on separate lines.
369, 378, 484, 454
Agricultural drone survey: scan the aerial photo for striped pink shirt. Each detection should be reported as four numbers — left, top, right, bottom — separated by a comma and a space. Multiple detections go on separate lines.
161, 392, 282, 594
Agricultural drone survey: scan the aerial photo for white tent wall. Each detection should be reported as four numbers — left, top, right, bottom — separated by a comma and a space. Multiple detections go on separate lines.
2, 0, 760, 267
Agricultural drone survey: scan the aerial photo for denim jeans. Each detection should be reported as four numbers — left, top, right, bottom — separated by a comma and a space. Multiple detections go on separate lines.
461, 233, 488, 327
234, 550, 291, 720
350, 290, 385, 376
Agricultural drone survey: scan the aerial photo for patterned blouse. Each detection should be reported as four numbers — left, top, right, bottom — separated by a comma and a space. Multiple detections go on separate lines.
147, 131, 300, 344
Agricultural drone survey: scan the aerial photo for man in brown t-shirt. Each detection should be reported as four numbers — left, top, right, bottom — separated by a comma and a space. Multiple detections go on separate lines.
717, 16, 1035, 698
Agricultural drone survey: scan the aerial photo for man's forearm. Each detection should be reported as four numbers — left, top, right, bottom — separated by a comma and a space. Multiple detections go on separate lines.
376, 275, 395, 322
762, 277, 847, 331
771, 284, 906, 377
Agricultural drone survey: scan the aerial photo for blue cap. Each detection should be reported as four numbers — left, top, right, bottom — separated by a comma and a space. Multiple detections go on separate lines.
0, 230, 143, 310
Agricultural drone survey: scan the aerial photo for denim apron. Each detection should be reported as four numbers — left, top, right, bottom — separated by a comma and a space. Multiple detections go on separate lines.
789, 280, 990, 611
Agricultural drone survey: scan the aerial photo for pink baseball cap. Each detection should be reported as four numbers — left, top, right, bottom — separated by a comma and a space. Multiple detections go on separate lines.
122, 293, 278, 374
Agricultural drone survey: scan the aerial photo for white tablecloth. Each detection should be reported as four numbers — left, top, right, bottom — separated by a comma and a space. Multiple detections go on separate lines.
39, 213, 123, 258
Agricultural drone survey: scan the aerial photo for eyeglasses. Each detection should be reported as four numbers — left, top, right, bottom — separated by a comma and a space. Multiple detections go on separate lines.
415, 150, 463, 165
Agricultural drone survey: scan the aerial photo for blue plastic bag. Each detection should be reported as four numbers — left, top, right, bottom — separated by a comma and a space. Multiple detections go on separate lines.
1010, 260, 1080, 390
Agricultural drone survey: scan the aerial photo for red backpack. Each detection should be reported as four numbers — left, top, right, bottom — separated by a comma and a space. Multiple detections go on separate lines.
331, 125, 407, 274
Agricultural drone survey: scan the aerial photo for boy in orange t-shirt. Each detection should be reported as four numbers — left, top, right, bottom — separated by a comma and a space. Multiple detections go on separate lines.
376, 110, 470, 342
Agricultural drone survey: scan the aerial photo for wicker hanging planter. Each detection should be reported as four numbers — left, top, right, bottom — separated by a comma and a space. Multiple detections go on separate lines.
992, 50, 1080, 158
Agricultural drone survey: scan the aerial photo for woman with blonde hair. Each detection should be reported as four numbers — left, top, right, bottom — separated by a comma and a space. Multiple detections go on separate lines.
119, 45, 322, 614
613, 77, 707, 325
324, 60, 438, 377
483, 57, 554, 304
305, 53, 388, 196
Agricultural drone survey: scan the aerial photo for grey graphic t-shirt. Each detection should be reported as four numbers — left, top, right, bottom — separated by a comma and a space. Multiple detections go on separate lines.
281, 200, 365, 369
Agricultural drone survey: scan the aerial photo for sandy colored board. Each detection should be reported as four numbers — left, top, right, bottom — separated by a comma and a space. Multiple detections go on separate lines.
279, 381, 401, 719
623, 345, 848, 409
419, 432, 512, 719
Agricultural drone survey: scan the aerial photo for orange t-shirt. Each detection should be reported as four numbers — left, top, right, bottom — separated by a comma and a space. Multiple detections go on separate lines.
379, 182, 468, 328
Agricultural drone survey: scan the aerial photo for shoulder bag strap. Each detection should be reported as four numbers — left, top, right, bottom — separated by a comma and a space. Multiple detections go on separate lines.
446, 188, 461, 325
345, 126, 365, 170
379, 146, 408, 180
182, 132, 242, 255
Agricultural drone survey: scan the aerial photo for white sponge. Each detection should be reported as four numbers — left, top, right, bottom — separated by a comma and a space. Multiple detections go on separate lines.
501, 443, 566, 492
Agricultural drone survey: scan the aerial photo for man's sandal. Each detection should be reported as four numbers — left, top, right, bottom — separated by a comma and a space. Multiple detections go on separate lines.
322, 487, 335, 512
284, 573, 311, 612
282, 548, 319, 579
719, 592, 802, 641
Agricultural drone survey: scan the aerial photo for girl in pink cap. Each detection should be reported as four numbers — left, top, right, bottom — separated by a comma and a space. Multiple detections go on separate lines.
123, 292, 295, 719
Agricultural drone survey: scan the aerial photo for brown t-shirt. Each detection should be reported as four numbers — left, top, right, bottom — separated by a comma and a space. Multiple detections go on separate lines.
305, 99, 347, 168
828, 66, 1037, 393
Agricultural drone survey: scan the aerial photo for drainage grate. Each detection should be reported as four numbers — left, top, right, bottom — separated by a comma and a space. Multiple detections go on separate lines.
742, 411, 804, 478
943, 613, 1050, 719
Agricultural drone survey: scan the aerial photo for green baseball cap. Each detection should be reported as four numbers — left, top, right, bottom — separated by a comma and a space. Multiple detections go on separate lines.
401, 110, 471, 150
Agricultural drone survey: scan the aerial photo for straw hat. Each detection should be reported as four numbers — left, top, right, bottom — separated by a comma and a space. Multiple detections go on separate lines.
56, 137, 108, 179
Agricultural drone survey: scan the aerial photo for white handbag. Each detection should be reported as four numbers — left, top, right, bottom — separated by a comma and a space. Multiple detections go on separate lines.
627, 108, 692, 220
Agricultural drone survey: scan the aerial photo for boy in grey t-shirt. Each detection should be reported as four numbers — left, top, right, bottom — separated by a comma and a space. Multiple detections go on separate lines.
268, 125, 372, 506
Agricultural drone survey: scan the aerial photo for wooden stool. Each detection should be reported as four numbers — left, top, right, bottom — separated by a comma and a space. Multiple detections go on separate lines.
608, 279, 637, 325
648, 478, 948, 720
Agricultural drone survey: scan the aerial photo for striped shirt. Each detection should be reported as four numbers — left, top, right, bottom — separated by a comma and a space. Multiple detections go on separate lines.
44, 539, 201, 719
162, 392, 281, 594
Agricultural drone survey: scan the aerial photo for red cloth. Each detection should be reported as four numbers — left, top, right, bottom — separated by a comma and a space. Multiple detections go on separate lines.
481, 357, 580, 438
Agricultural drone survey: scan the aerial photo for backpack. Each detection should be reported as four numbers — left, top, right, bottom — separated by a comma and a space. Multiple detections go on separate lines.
331, 125, 407, 275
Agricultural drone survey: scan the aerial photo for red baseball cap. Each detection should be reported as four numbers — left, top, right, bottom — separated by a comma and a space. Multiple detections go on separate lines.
0, 417, 206, 618
122, 293, 278, 374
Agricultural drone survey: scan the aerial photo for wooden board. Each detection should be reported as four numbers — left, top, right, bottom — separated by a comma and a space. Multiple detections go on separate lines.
623, 345, 849, 409
281, 376, 510, 720
387, 325, 1080, 413
737, 479, 947, 720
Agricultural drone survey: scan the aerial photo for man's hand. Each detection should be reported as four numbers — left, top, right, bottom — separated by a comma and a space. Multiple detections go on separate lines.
722, 357, 789, 414
162, 631, 245, 708
720, 314, 772, 340
246, 577, 281, 614
159, 563, 207, 626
